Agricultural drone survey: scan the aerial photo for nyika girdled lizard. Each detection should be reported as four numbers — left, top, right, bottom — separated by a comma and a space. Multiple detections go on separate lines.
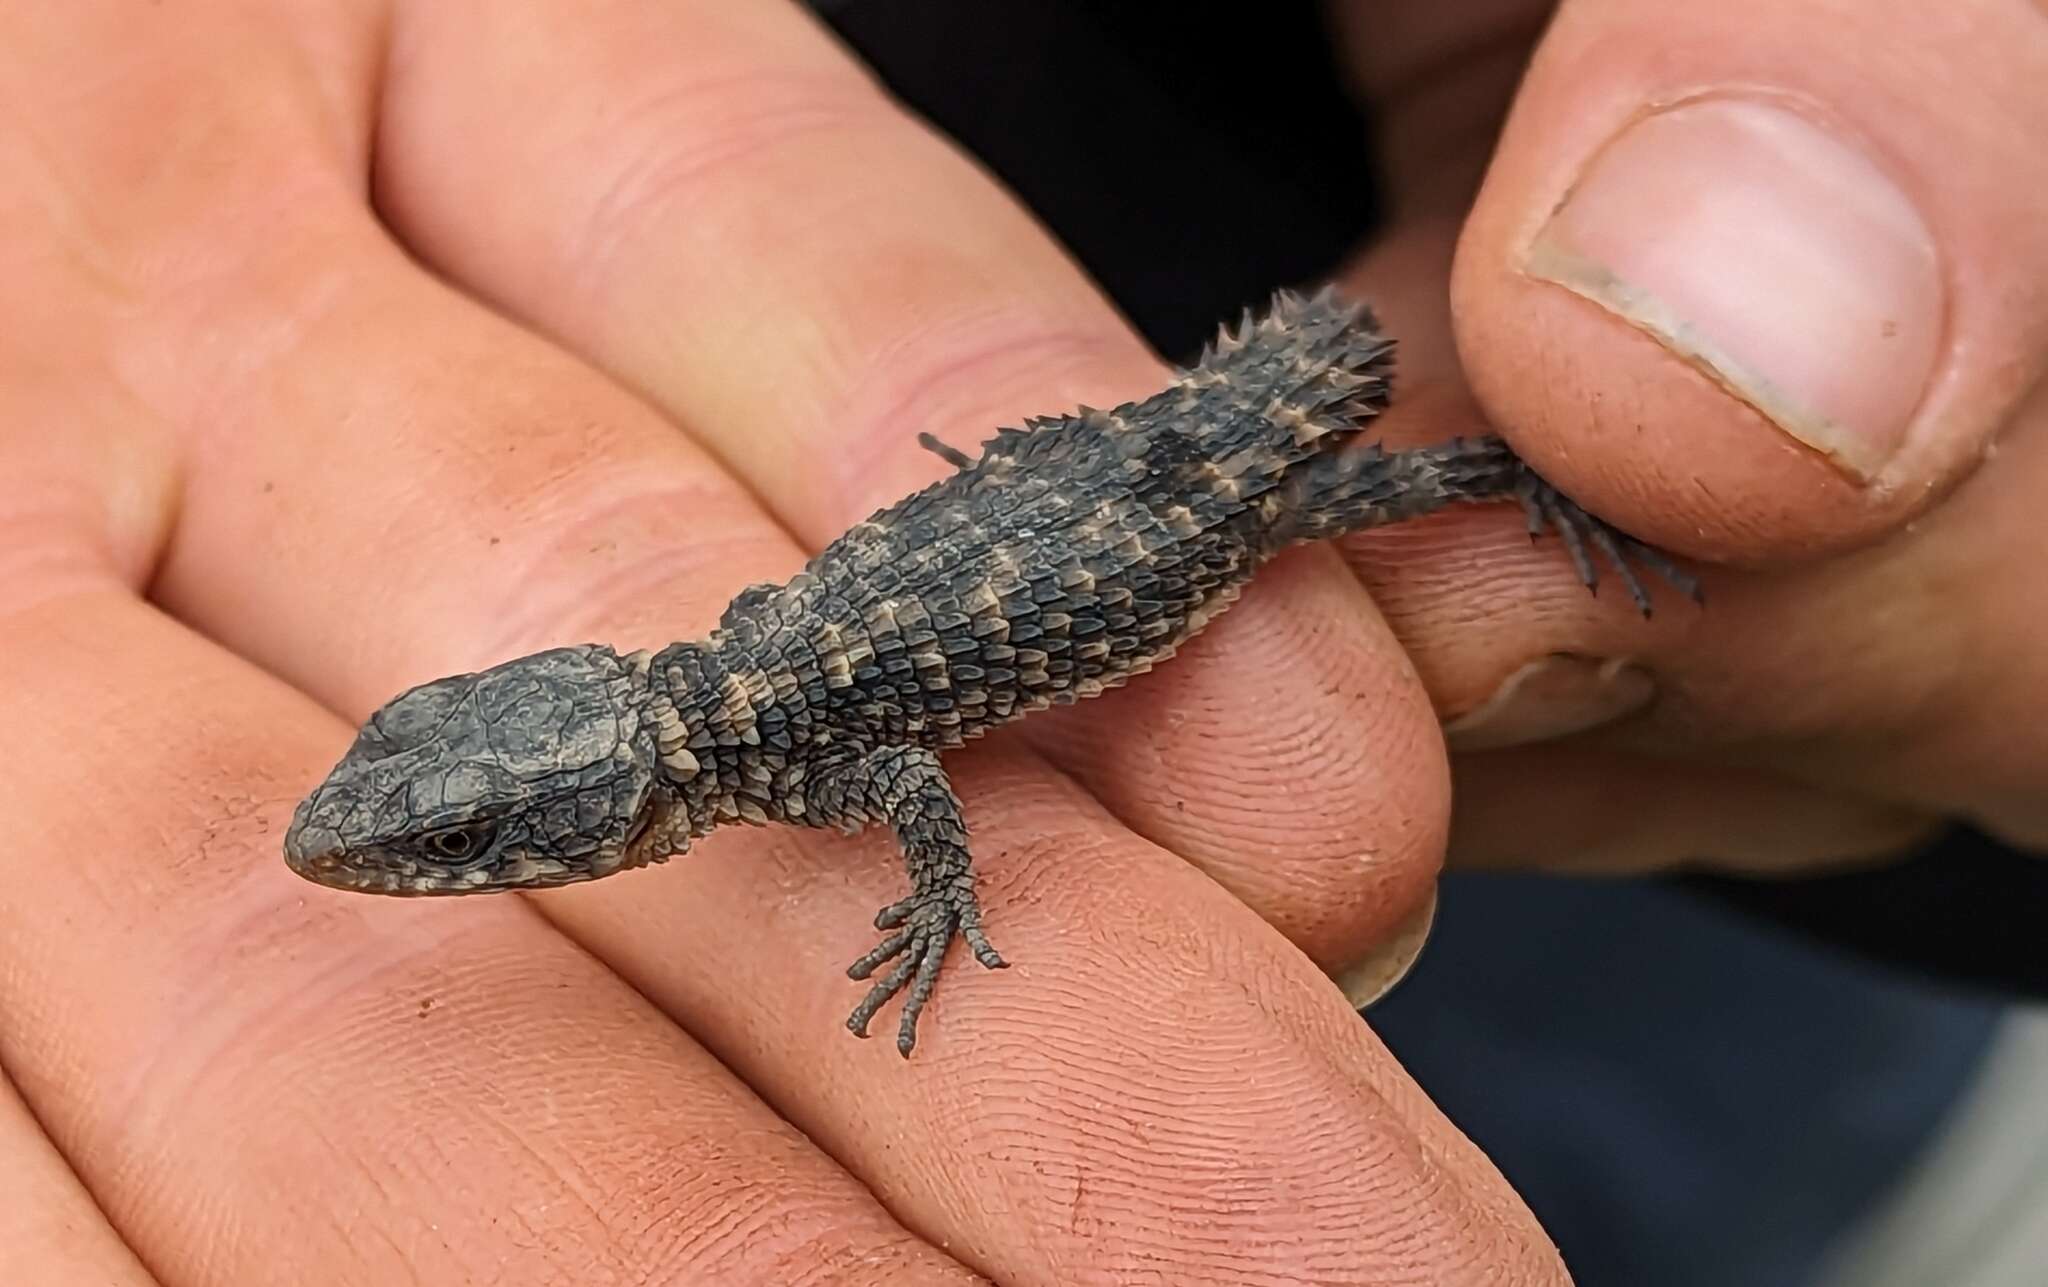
284, 288, 1696, 1055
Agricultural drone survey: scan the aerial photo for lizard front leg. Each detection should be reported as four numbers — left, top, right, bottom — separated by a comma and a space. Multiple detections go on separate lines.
806, 745, 1007, 1056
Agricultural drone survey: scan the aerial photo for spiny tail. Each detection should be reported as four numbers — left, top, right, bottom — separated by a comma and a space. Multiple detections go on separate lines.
1265, 436, 1520, 547
1269, 435, 1704, 617
1168, 285, 1396, 487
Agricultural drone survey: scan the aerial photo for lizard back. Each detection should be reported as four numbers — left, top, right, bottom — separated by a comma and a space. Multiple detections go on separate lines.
705, 289, 1402, 753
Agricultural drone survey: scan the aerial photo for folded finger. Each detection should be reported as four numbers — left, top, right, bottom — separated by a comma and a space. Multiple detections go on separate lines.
0, 1078, 156, 1286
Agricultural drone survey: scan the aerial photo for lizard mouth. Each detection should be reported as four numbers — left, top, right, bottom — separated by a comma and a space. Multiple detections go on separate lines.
281, 826, 423, 895
281, 811, 495, 896
618, 791, 689, 873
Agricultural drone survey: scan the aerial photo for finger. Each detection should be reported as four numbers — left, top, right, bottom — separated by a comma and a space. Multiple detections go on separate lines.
0, 589, 979, 1285
363, 0, 1452, 957
1358, 399, 2048, 857
0, 1079, 156, 1285
554, 751, 1571, 1286
1316, 0, 1719, 738
1328, 0, 2048, 857
1584, 410, 2048, 848
1450, 0, 2048, 560
1363, 360, 2048, 850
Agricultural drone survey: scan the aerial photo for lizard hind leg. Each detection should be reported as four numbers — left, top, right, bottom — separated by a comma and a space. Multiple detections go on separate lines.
1268, 436, 1702, 616
811, 745, 1006, 1057
1266, 434, 1523, 547
915, 431, 975, 470
1512, 463, 1703, 616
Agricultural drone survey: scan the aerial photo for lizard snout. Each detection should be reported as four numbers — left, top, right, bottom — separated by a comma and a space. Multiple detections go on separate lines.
282, 790, 349, 881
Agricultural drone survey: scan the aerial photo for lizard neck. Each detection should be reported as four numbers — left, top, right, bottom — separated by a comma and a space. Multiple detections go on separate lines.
627, 641, 725, 842
646, 633, 822, 831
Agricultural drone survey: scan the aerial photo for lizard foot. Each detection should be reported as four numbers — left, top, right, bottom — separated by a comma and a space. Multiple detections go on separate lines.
846, 877, 1006, 1057
1514, 465, 1703, 616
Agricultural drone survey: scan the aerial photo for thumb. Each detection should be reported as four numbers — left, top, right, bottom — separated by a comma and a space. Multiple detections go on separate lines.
1450, 0, 2048, 562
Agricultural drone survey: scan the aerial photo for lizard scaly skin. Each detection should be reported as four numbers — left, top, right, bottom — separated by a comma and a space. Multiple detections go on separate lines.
283, 288, 1695, 1055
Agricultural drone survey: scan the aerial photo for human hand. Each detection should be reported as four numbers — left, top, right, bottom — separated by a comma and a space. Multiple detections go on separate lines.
1322, 0, 2047, 878
0, 3, 1572, 1282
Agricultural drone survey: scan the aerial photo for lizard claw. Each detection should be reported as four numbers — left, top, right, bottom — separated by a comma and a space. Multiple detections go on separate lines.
1514, 466, 1702, 616
846, 880, 1006, 1057
872, 893, 917, 930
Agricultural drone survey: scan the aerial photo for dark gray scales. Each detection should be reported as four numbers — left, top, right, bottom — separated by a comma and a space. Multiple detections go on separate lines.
283, 288, 1697, 1056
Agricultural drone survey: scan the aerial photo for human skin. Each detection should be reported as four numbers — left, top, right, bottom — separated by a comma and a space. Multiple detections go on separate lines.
0, 1, 2040, 1284
1326, 1, 2048, 891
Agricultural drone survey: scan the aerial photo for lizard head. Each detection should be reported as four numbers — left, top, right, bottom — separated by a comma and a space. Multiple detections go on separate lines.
283, 644, 697, 896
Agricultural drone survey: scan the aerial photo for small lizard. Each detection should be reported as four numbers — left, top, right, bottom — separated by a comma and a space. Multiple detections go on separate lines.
284, 288, 1696, 1055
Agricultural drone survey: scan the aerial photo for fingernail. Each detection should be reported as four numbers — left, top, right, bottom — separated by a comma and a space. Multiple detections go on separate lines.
1442, 654, 1654, 751
1334, 887, 1437, 1010
1526, 96, 1942, 480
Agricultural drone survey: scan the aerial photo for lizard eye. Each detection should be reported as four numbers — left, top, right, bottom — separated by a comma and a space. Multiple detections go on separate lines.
423, 824, 493, 864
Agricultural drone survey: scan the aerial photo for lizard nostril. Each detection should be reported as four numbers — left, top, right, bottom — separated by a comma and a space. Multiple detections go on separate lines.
282, 822, 344, 873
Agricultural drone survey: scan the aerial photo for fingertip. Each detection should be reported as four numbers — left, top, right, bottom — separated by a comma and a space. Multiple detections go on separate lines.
1451, 0, 2048, 565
